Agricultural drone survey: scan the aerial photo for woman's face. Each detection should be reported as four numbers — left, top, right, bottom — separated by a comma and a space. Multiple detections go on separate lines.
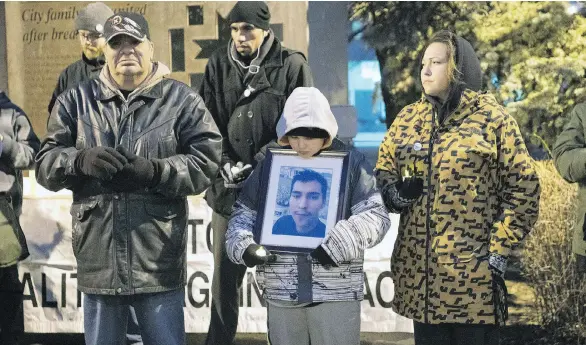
421, 42, 451, 102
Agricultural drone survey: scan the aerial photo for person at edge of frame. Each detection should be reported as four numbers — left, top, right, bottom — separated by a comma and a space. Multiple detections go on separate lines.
0, 90, 40, 345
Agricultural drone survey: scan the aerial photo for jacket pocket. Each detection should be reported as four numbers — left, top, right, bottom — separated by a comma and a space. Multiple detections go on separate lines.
158, 135, 177, 158
70, 199, 99, 257
137, 201, 186, 271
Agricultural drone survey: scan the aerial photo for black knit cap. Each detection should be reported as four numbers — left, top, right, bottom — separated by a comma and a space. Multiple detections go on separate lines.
286, 127, 329, 139
228, 1, 271, 30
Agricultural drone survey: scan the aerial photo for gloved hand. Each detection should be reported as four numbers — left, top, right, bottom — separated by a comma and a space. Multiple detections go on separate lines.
221, 161, 252, 188
489, 253, 509, 324
75, 147, 128, 180
310, 245, 338, 267
397, 175, 424, 201
488, 252, 508, 278
384, 175, 424, 211
103, 146, 163, 192
242, 244, 278, 268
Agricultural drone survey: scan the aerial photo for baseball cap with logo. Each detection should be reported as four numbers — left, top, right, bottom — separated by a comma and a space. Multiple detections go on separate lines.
103, 12, 150, 43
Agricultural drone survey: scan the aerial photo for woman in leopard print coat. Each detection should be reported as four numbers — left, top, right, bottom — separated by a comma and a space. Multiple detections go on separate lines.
375, 30, 540, 345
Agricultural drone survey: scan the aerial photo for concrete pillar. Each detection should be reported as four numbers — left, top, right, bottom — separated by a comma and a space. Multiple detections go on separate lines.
307, 1, 348, 106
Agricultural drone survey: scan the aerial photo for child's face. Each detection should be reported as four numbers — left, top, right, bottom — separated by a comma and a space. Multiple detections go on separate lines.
288, 136, 326, 158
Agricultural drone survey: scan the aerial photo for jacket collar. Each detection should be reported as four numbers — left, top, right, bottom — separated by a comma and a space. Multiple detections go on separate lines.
421, 88, 481, 124
82, 53, 106, 69
96, 62, 171, 101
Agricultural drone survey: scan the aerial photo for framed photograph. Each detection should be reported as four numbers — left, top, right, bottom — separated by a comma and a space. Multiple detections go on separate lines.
254, 148, 351, 253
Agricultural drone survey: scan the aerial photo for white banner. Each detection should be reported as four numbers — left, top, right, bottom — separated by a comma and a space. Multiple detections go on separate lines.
18, 175, 413, 333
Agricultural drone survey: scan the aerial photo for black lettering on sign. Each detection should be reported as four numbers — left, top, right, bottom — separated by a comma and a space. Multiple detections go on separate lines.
70, 273, 81, 308
376, 271, 393, 308
42, 273, 58, 308
206, 222, 212, 253
61, 273, 67, 307
187, 271, 209, 308
363, 272, 375, 307
363, 271, 393, 308
188, 218, 204, 254
21, 272, 38, 307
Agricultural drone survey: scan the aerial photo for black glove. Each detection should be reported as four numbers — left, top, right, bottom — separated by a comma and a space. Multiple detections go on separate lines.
310, 245, 338, 267
385, 176, 424, 210
242, 244, 278, 268
103, 146, 163, 192
75, 147, 128, 180
397, 176, 424, 201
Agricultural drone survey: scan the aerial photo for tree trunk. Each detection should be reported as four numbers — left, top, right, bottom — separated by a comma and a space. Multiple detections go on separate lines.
375, 49, 399, 129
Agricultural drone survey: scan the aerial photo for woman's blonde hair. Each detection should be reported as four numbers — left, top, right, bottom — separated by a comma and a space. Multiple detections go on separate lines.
424, 30, 461, 85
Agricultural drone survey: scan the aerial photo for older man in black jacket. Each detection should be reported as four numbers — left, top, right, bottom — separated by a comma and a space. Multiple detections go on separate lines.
198, 1, 313, 344
36, 12, 221, 345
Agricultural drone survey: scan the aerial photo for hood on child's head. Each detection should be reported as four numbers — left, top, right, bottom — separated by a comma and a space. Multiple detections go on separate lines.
276, 87, 338, 148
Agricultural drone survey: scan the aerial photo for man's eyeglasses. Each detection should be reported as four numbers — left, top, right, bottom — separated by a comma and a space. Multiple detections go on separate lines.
79, 32, 103, 42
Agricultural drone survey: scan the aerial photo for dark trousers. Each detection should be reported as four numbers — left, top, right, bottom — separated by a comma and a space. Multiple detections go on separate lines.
0, 264, 23, 345
205, 212, 247, 345
414, 321, 499, 345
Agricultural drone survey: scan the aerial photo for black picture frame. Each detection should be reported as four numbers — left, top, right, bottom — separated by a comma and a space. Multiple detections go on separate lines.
253, 148, 351, 253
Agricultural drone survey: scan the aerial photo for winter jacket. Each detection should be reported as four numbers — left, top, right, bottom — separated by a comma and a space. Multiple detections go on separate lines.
227, 139, 390, 302
35, 63, 222, 295
226, 86, 390, 303
553, 102, 586, 255
199, 32, 313, 217
48, 53, 105, 114
0, 91, 40, 265
375, 88, 540, 324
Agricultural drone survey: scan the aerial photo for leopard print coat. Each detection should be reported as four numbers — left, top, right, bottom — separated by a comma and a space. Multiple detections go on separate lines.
375, 89, 540, 324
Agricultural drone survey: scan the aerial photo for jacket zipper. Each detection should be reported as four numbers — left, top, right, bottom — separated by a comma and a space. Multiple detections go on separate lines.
424, 107, 439, 324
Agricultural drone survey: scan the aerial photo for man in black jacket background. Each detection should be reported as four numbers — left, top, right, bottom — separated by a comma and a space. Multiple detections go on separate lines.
47, 2, 113, 115
198, 2, 313, 344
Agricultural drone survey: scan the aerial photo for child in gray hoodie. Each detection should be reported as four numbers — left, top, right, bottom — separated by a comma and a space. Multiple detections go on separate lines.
225, 87, 391, 345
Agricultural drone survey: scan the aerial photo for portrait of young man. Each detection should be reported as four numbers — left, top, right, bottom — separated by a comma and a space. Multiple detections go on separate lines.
272, 169, 328, 238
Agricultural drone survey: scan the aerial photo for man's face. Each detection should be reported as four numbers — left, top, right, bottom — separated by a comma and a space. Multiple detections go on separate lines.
78, 30, 106, 60
289, 180, 325, 233
104, 35, 153, 78
230, 22, 268, 57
